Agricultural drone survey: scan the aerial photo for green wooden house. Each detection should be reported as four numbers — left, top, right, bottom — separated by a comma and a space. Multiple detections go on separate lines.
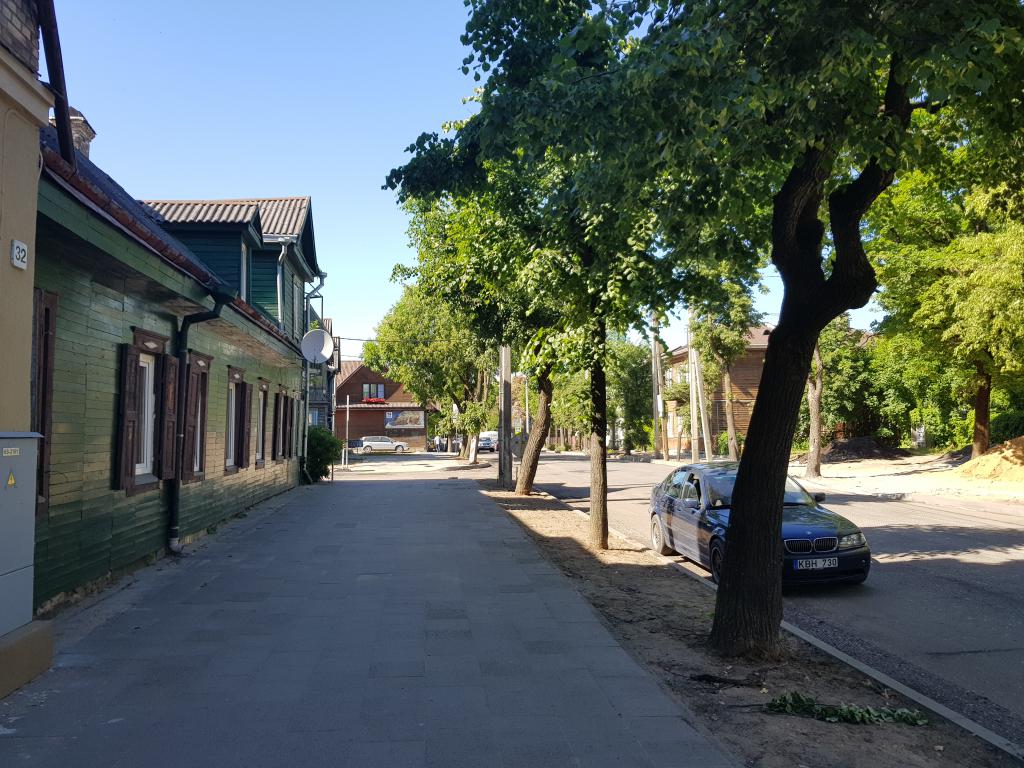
30, 127, 320, 609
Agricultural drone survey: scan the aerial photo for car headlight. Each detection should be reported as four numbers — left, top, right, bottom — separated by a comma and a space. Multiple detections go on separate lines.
838, 532, 866, 549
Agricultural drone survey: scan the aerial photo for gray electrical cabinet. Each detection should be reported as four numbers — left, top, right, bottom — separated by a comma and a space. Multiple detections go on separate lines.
0, 433, 40, 639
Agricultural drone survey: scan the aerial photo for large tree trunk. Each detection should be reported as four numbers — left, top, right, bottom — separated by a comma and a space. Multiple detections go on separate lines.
468, 434, 479, 464
804, 344, 824, 478
516, 368, 553, 495
589, 324, 609, 551
972, 362, 992, 459
710, 128, 895, 656
710, 321, 819, 657
723, 366, 740, 461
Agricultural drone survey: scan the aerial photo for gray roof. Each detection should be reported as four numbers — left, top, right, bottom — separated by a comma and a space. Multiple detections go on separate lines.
40, 126, 225, 291
142, 200, 261, 227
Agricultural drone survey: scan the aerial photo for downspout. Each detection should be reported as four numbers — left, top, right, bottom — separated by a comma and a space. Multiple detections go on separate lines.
301, 271, 327, 483
169, 289, 235, 553
38, 0, 76, 168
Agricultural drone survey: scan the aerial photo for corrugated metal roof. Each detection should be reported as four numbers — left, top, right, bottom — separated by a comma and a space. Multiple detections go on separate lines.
336, 360, 362, 386
141, 200, 261, 227
240, 197, 310, 238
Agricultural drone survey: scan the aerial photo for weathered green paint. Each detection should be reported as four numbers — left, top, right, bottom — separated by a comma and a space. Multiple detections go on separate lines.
251, 248, 279, 319
168, 228, 244, 293
32, 194, 305, 609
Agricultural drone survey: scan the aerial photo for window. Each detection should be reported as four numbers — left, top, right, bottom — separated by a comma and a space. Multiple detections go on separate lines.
182, 352, 211, 483
255, 381, 269, 468
362, 383, 385, 400
117, 329, 175, 494
226, 382, 237, 468
272, 391, 296, 462
240, 242, 249, 301
136, 354, 156, 476
225, 367, 252, 473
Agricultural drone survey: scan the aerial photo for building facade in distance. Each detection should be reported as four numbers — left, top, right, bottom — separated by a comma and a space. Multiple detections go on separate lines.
333, 362, 427, 450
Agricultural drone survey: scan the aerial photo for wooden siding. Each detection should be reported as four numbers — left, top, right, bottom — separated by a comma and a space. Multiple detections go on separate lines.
665, 348, 766, 443
169, 229, 244, 292
32, 206, 303, 609
251, 248, 279, 320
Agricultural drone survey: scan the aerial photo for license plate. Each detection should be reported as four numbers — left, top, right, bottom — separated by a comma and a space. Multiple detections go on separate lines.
795, 557, 838, 571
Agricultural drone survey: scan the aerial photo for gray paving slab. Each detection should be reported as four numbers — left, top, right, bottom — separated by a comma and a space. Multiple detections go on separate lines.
0, 474, 734, 767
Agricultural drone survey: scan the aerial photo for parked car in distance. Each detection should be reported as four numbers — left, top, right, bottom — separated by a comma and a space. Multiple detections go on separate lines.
477, 435, 496, 452
359, 435, 409, 454
649, 462, 870, 585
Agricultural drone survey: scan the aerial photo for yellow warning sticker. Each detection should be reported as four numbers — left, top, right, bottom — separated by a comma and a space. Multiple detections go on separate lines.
6, 471, 14, 489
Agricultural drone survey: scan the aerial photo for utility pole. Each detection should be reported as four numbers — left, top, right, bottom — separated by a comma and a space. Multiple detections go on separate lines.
498, 345, 513, 488
687, 311, 700, 463
692, 346, 714, 460
650, 315, 662, 459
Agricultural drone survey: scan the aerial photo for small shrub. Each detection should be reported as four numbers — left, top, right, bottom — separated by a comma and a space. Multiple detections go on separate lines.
715, 431, 744, 456
307, 426, 343, 481
767, 691, 927, 726
991, 410, 1024, 445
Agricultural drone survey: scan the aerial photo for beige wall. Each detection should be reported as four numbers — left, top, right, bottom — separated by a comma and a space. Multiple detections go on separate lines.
0, 46, 51, 431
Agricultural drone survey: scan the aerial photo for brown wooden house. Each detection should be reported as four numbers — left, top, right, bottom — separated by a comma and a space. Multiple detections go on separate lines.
333, 361, 428, 449
665, 325, 773, 452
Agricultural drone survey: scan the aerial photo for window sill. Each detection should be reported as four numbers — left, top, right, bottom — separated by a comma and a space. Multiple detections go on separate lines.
224, 465, 239, 476
127, 474, 160, 496
183, 472, 206, 485
255, 459, 266, 469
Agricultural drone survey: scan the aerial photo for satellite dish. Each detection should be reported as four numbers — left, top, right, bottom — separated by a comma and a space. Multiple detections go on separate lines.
301, 329, 335, 364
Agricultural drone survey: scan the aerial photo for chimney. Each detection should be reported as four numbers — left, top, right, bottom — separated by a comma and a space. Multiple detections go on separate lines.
50, 107, 96, 158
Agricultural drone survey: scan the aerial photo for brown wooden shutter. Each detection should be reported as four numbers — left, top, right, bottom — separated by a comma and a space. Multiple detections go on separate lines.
182, 364, 200, 482
157, 354, 179, 480
271, 393, 281, 459
285, 397, 294, 458
117, 344, 141, 490
33, 290, 58, 516
240, 383, 253, 468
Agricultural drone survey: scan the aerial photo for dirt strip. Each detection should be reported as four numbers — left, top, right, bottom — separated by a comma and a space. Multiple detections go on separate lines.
478, 481, 1017, 768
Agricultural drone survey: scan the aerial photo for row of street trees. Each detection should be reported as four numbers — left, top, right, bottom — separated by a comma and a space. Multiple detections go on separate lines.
382, 1, 1023, 657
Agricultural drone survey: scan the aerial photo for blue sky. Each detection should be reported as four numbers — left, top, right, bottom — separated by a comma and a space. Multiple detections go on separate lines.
54, 1, 875, 360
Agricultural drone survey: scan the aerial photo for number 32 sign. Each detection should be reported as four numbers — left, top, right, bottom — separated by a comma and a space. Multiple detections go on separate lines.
10, 240, 28, 270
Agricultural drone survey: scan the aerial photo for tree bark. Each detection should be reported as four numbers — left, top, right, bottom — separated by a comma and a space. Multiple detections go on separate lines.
804, 344, 824, 478
468, 434, 479, 464
516, 368, 553, 495
589, 323, 609, 551
723, 366, 740, 461
710, 321, 819, 657
972, 362, 992, 459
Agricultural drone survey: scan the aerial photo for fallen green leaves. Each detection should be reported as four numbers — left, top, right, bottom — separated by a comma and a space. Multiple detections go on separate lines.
767, 691, 929, 726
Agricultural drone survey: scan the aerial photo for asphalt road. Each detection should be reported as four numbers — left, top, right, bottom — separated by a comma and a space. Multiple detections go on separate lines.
533, 454, 1024, 746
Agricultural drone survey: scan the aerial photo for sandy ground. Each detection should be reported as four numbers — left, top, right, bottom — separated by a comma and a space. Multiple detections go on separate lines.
786, 452, 1024, 504
479, 481, 1017, 768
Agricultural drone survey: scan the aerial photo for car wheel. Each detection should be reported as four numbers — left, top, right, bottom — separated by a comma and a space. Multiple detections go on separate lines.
362, 445, 373, 455
709, 539, 725, 585
650, 516, 672, 556
395, 445, 405, 453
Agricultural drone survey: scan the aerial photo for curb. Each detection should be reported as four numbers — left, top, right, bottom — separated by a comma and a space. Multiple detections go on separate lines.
664, 563, 1024, 763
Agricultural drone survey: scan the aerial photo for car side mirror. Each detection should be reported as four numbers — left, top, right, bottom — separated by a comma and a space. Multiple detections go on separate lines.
683, 498, 700, 510
813, 492, 826, 503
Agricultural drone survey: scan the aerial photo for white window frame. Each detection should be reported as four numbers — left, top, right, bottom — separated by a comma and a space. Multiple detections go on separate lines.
240, 242, 249, 301
255, 389, 265, 462
226, 382, 237, 468
135, 354, 156, 477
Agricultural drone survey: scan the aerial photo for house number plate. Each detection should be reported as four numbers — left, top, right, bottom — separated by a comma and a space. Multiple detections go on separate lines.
10, 240, 29, 270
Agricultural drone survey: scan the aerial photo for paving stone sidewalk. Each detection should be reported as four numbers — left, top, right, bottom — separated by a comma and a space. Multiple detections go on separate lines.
0, 474, 733, 768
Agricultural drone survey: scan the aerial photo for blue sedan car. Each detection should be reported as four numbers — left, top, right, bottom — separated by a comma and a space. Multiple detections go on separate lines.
649, 463, 871, 585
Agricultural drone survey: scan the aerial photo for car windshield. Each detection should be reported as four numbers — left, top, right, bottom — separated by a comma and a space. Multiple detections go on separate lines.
704, 471, 815, 507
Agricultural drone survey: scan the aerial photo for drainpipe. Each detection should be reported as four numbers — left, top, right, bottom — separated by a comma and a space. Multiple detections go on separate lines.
301, 272, 327, 483
275, 242, 290, 330
169, 288, 235, 553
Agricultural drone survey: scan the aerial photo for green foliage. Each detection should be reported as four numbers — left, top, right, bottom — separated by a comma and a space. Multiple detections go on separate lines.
716, 431, 744, 456
306, 427, 343, 482
606, 336, 653, 452
815, 316, 880, 440
992, 411, 1024, 445
363, 286, 493, 409
767, 691, 928, 727
662, 380, 689, 405
550, 369, 590, 436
